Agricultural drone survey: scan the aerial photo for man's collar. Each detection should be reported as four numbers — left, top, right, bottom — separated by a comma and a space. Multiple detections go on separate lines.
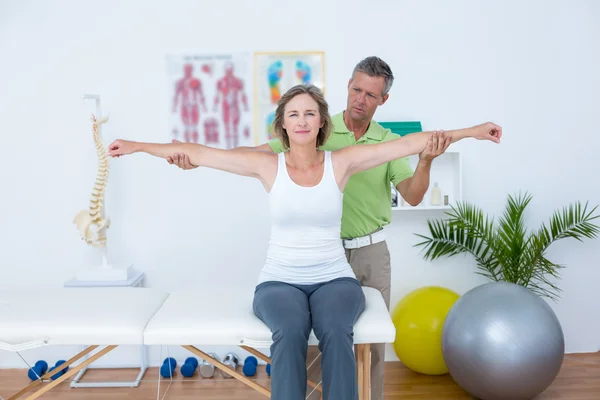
332, 112, 351, 134
333, 111, 384, 141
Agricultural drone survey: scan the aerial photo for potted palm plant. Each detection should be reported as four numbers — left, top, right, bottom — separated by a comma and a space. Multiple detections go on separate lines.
414, 192, 599, 301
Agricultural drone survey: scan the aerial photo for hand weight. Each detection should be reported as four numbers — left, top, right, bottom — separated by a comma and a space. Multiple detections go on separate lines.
221, 352, 239, 378
50, 360, 68, 380
160, 357, 177, 378
181, 357, 199, 377
242, 356, 258, 377
199, 353, 219, 378
27, 360, 48, 381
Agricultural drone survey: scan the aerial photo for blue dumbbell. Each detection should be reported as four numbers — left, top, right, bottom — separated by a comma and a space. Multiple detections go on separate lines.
27, 360, 48, 380
181, 357, 199, 377
50, 360, 69, 380
48, 366, 59, 380
55, 360, 68, 374
266, 363, 271, 376
160, 357, 177, 378
242, 356, 258, 376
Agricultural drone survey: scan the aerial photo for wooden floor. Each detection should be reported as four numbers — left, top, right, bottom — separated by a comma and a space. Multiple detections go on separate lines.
0, 352, 598, 399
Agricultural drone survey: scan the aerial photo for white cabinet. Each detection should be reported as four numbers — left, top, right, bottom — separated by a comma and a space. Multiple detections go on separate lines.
391, 150, 462, 211
378, 121, 463, 212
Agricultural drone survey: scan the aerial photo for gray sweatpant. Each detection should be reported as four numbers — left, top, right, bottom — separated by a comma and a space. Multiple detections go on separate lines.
253, 277, 366, 400
306, 240, 391, 400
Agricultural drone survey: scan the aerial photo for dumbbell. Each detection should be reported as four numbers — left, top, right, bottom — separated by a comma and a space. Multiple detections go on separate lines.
199, 353, 219, 378
221, 352, 239, 378
266, 363, 271, 376
181, 357, 199, 377
242, 356, 258, 377
50, 360, 69, 380
27, 360, 48, 381
160, 357, 177, 378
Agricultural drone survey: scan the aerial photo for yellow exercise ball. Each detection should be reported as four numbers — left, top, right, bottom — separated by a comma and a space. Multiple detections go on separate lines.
391, 286, 460, 375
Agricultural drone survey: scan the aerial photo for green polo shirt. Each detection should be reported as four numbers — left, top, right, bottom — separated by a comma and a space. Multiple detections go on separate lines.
267, 111, 414, 239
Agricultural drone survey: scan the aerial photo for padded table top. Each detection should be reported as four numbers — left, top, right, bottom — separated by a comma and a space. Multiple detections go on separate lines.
0, 287, 168, 350
143, 286, 395, 346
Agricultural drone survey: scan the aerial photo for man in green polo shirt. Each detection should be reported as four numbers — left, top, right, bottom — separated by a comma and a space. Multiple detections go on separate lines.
167, 56, 450, 400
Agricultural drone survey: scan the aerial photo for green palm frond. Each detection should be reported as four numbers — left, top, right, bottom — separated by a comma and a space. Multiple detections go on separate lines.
539, 201, 600, 246
414, 200, 500, 281
494, 192, 530, 284
414, 191, 599, 301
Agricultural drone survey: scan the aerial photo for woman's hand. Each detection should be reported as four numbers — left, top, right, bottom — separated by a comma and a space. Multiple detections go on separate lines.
472, 122, 502, 143
107, 139, 139, 158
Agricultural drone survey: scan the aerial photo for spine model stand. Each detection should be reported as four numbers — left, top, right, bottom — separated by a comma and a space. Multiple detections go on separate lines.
73, 114, 111, 248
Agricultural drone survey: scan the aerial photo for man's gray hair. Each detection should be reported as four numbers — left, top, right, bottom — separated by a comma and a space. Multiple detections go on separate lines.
351, 56, 394, 96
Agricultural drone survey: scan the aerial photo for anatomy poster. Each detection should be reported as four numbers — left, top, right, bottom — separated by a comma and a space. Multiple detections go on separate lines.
253, 52, 325, 144
166, 53, 253, 149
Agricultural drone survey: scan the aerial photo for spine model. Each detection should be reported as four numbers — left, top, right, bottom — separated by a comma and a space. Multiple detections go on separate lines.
74, 114, 111, 248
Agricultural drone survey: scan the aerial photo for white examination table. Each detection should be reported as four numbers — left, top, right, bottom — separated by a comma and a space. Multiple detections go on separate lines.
0, 287, 168, 400
1, 286, 395, 400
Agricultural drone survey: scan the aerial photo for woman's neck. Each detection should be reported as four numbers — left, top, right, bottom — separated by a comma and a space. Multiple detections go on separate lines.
287, 144, 322, 170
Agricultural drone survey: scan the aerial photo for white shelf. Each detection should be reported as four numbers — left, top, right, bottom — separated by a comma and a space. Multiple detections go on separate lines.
395, 205, 454, 211
391, 150, 462, 211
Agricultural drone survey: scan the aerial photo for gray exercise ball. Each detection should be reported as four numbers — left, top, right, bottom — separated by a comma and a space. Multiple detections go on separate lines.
442, 282, 564, 400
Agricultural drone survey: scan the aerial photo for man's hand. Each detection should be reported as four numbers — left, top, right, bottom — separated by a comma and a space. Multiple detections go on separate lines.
419, 130, 451, 162
167, 139, 199, 170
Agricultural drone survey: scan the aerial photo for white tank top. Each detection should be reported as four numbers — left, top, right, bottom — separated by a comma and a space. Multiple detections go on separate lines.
257, 151, 357, 285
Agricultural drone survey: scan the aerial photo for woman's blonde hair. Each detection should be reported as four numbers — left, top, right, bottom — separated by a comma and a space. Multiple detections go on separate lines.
271, 84, 332, 149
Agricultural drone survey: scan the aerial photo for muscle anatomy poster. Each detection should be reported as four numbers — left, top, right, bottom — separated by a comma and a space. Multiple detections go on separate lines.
166, 53, 253, 149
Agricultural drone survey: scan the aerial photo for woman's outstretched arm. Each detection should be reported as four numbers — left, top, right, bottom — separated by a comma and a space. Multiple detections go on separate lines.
334, 122, 502, 188
107, 139, 274, 181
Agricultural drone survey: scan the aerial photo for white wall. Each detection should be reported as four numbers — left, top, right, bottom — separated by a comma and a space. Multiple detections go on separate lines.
1, 0, 599, 369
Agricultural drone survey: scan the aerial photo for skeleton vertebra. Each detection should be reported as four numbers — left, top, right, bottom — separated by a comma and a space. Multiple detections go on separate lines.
74, 114, 111, 247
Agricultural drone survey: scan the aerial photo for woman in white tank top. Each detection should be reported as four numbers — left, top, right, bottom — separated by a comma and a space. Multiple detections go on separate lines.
108, 85, 502, 399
